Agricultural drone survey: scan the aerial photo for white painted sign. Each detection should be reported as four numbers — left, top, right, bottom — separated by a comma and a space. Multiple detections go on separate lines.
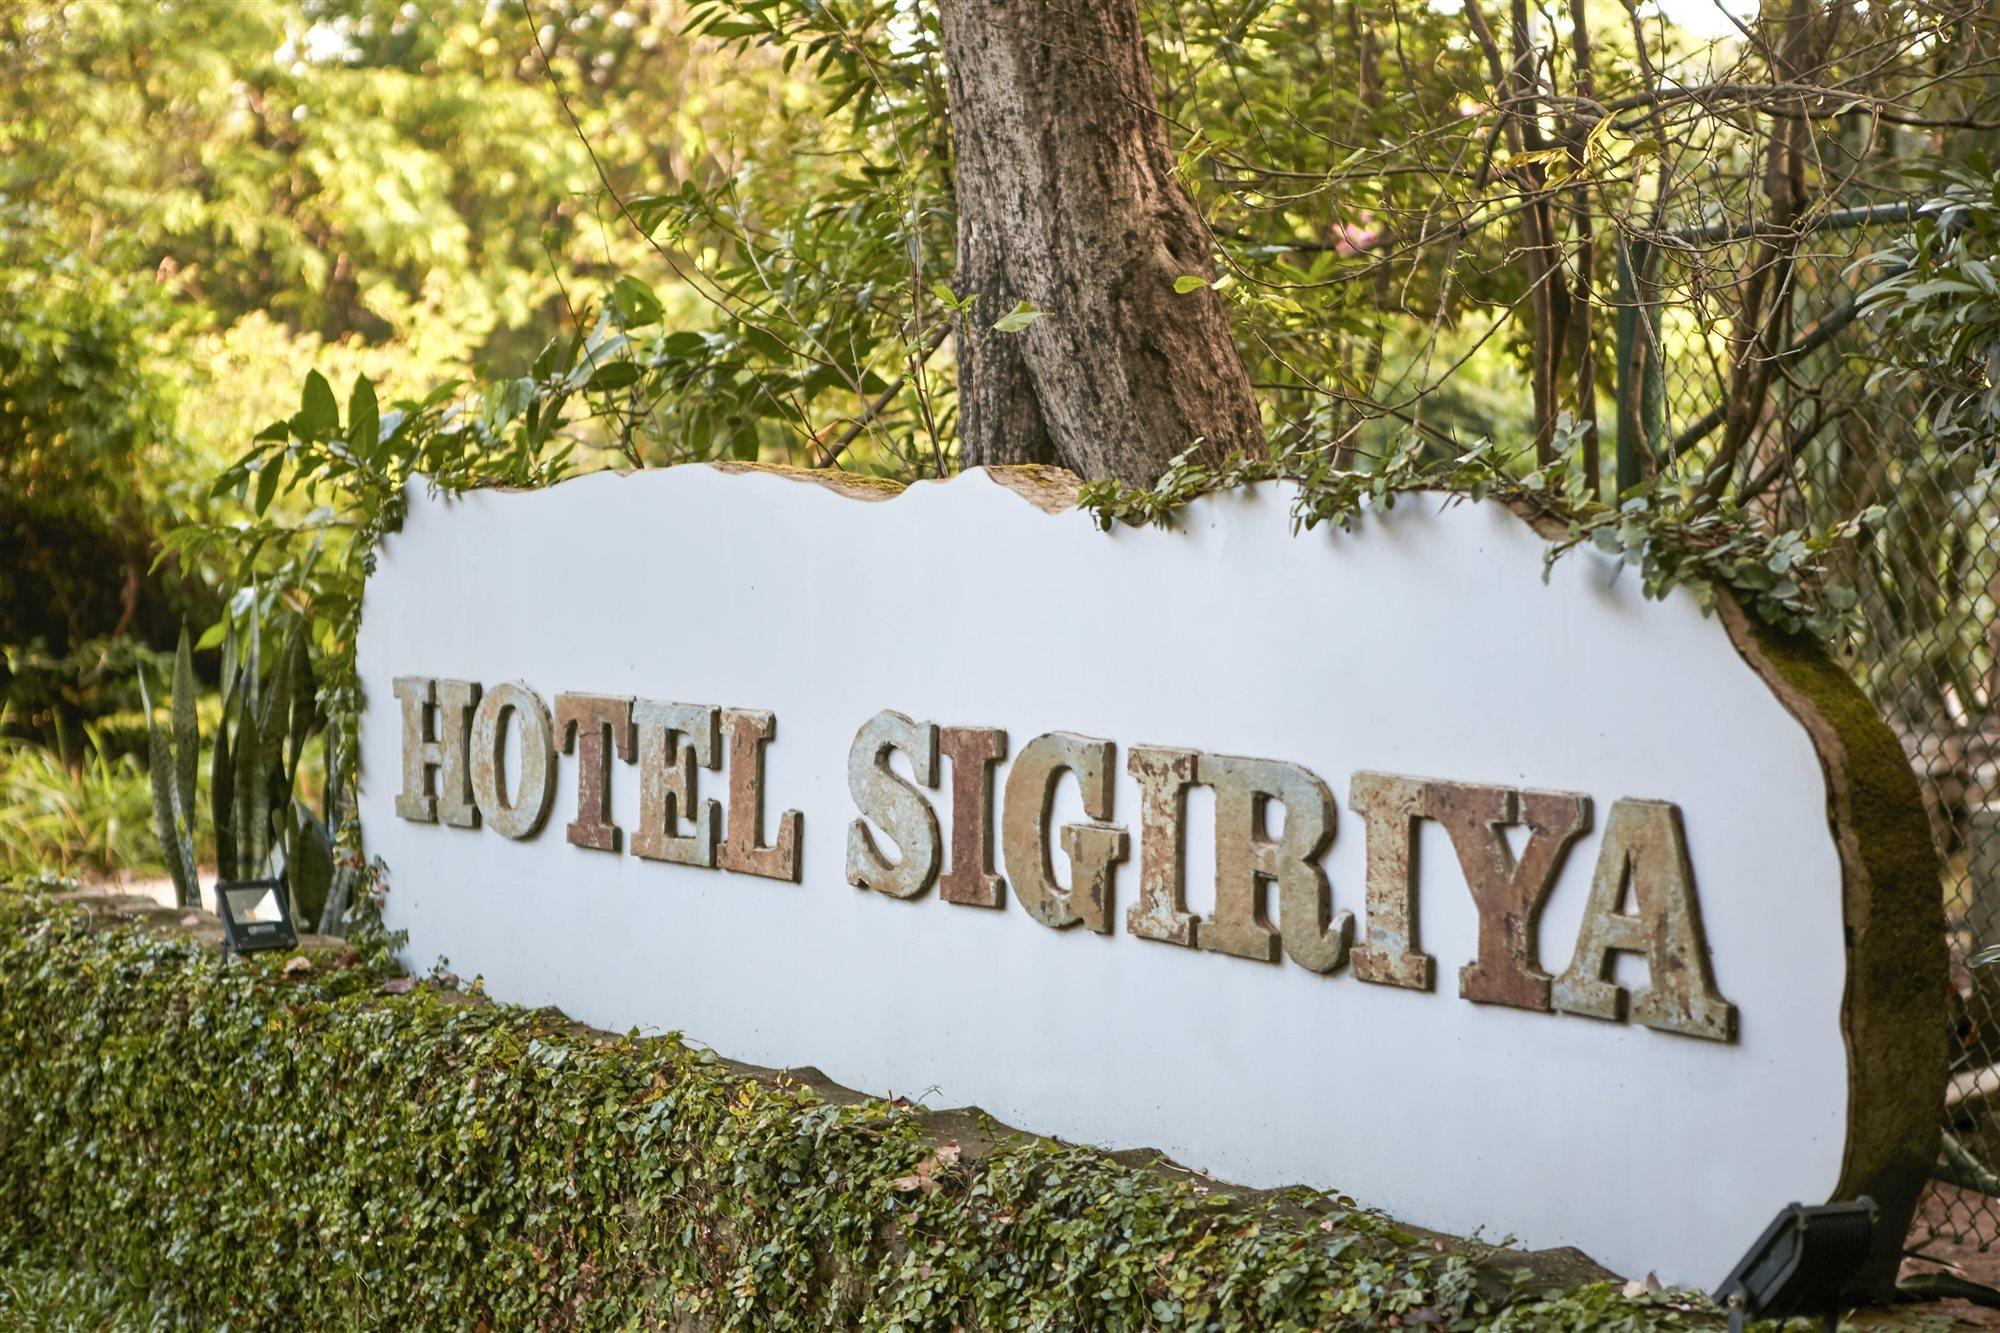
357, 464, 1936, 1286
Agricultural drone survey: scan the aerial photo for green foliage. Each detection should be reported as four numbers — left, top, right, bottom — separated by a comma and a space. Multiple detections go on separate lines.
0, 201, 208, 742
138, 605, 353, 926
0, 1244, 173, 1332
138, 630, 199, 910
1078, 431, 1881, 642
0, 719, 159, 884
0, 896, 1713, 1331
1861, 160, 2000, 463
168, 365, 574, 910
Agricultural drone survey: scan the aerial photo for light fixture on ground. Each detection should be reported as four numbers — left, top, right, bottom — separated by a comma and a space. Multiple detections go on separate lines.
1712, 1197, 1876, 1332
213, 878, 300, 957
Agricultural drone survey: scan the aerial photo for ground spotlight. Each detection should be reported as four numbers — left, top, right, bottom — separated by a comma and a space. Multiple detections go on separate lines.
213, 878, 300, 957
1713, 1197, 1876, 1332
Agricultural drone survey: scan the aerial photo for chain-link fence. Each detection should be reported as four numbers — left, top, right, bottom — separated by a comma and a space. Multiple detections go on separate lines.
1635, 210, 2000, 1252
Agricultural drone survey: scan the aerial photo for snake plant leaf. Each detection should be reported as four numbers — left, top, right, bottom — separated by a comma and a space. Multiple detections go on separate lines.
238, 622, 295, 881
289, 801, 333, 930
171, 626, 199, 835
217, 614, 237, 702
141, 672, 198, 910
319, 863, 357, 937
233, 677, 266, 878
323, 734, 347, 835
211, 692, 236, 882
259, 633, 295, 792
285, 627, 315, 781
236, 595, 268, 874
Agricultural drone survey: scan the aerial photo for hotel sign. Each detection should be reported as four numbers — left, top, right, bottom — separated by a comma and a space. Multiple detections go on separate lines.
357, 464, 1941, 1286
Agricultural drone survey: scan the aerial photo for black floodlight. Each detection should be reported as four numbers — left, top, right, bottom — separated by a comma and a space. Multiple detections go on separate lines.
213, 878, 300, 956
1713, 1197, 1876, 1332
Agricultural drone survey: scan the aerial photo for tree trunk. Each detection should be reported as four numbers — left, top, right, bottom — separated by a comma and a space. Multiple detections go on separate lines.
940, 0, 1262, 485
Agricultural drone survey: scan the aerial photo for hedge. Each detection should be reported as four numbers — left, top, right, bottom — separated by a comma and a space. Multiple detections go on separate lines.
0, 892, 1702, 1330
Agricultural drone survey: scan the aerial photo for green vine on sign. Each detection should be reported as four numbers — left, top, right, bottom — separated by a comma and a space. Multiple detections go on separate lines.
1077, 431, 1882, 644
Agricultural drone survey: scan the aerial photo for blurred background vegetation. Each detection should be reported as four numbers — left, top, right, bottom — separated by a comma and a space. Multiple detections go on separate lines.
2, 0, 770, 875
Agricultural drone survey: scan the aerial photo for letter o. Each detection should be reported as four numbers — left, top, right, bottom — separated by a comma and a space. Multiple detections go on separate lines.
471, 682, 557, 840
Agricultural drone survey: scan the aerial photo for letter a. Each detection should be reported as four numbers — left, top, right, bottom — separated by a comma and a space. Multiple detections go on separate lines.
1552, 799, 1736, 1042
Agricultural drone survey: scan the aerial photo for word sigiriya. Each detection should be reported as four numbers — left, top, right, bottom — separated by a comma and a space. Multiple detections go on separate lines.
396, 680, 1737, 1042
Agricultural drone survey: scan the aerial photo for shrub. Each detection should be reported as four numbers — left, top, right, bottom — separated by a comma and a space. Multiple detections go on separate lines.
0, 895, 1704, 1330
0, 724, 161, 882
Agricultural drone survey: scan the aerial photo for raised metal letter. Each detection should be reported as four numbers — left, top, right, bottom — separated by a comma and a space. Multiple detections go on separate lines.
394, 676, 479, 827
1349, 772, 1434, 990
717, 708, 803, 882
470, 681, 557, 840
847, 710, 942, 899
1125, 746, 1200, 946
555, 694, 636, 853
1551, 799, 1737, 1042
1195, 754, 1349, 971
939, 726, 1007, 907
1429, 781, 1591, 1012
632, 701, 720, 868
1001, 732, 1128, 932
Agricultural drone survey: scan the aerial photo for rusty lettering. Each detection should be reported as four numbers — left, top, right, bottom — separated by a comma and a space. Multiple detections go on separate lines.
1195, 754, 1348, 970
939, 726, 1007, 908
394, 676, 479, 826
469, 681, 557, 840
717, 708, 803, 882
1551, 798, 1737, 1042
555, 694, 636, 853
846, 710, 942, 899
1001, 732, 1128, 932
1429, 781, 1591, 1012
1125, 745, 1201, 946
632, 701, 721, 868
1348, 772, 1434, 990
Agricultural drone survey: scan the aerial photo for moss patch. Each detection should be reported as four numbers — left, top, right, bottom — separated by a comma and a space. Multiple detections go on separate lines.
1733, 610, 1948, 1289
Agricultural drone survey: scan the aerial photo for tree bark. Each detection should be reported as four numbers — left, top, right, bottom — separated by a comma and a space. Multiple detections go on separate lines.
940, 0, 1262, 485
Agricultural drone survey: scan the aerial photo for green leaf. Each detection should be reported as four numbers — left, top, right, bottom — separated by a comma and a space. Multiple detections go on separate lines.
171, 627, 199, 842
253, 454, 284, 517
612, 275, 664, 327
140, 671, 197, 910
297, 370, 340, 440
211, 697, 236, 882
284, 626, 314, 782
288, 802, 334, 929
741, 325, 789, 361
587, 361, 642, 391
991, 300, 1044, 334
348, 376, 380, 455
1173, 275, 1211, 294
929, 281, 973, 313
660, 331, 709, 359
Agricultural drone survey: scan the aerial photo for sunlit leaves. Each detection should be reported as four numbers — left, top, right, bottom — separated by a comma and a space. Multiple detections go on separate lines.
296, 371, 340, 442
991, 300, 1043, 333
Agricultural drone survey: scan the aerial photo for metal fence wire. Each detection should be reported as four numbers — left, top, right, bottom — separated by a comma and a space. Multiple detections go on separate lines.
1632, 209, 2000, 1252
